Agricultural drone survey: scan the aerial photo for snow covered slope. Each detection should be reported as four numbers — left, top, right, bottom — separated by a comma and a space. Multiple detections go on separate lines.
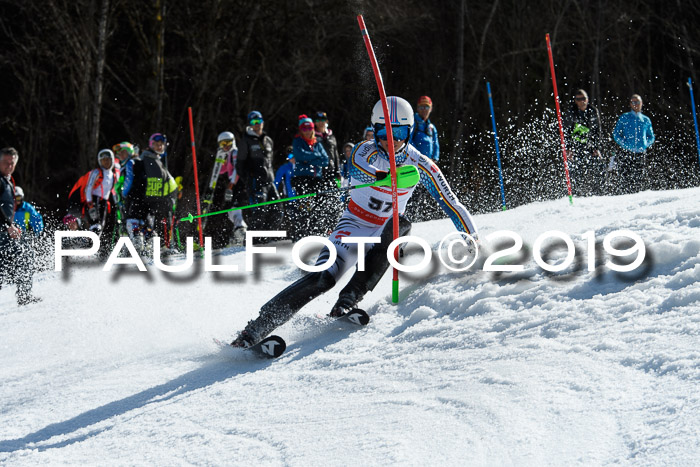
1, 188, 699, 465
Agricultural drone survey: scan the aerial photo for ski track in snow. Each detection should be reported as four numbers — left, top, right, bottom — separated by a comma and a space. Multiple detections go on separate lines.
1, 188, 699, 465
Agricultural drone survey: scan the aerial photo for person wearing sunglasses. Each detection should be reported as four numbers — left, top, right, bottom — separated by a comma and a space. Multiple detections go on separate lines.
13, 186, 44, 237
235, 111, 282, 234
410, 96, 439, 162
120, 133, 179, 255
230, 97, 478, 349
562, 89, 603, 196
611, 94, 655, 194
0, 147, 41, 306
406, 95, 440, 221
287, 114, 330, 241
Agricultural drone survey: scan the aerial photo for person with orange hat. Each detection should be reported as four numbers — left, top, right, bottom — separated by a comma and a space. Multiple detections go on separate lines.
411, 95, 439, 162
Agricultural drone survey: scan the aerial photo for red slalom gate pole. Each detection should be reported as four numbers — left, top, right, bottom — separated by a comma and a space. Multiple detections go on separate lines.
187, 107, 205, 248
357, 14, 400, 303
545, 33, 574, 205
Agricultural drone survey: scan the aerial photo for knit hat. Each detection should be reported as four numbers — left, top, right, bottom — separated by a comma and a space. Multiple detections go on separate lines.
313, 111, 328, 121
417, 96, 433, 107
298, 114, 314, 129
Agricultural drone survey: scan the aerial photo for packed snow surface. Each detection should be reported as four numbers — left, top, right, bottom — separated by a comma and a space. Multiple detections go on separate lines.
1, 188, 699, 465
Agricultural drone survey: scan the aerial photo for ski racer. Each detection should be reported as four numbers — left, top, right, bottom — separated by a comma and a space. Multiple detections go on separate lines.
230, 96, 479, 348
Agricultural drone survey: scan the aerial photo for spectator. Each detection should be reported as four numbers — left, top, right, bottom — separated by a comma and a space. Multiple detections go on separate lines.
235, 111, 282, 233
314, 111, 341, 184
112, 141, 138, 236
407, 95, 440, 220
289, 115, 329, 240
121, 133, 179, 254
612, 94, 655, 193
411, 95, 439, 161
274, 146, 295, 198
0, 147, 41, 306
314, 111, 343, 229
340, 142, 354, 186
13, 186, 44, 236
563, 89, 603, 196
65, 149, 120, 251
363, 126, 374, 141
203, 131, 247, 248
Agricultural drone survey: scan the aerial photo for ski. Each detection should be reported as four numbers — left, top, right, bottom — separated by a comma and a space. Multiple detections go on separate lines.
336, 308, 370, 326
213, 334, 286, 359
248, 335, 286, 358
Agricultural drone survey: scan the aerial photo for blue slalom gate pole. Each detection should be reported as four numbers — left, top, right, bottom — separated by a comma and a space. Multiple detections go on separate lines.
487, 82, 507, 210
688, 78, 700, 168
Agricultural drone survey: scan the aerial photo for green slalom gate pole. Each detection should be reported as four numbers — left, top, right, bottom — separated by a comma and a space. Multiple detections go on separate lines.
180, 165, 419, 223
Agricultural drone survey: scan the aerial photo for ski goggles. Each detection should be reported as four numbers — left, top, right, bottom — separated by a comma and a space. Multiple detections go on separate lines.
219, 139, 234, 149
14, 195, 23, 202
376, 125, 410, 141
249, 118, 263, 125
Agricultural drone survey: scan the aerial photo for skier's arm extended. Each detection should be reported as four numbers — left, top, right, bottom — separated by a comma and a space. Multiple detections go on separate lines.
418, 156, 478, 237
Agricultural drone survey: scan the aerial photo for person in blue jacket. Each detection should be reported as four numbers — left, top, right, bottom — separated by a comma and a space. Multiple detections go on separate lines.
407, 95, 440, 221
410, 95, 439, 161
612, 94, 655, 193
13, 186, 44, 236
274, 147, 295, 198
289, 115, 329, 240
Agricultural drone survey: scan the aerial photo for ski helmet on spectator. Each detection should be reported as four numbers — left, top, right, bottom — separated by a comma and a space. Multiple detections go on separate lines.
217, 131, 236, 150
97, 148, 115, 169
149, 133, 167, 151
217, 131, 235, 143
14, 186, 24, 201
112, 141, 135, 156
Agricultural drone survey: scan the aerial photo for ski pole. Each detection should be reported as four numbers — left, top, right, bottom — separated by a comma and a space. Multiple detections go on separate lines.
180, 164, 419, 223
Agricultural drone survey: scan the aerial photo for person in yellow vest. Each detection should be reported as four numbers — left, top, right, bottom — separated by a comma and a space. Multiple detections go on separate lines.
13, 186, 44, 236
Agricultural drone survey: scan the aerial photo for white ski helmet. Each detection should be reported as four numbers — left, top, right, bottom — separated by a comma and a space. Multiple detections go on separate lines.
371, 96, 414, 130
97, 148, 114, 169
217, 131, 235, 142
217, 131, 236, 150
